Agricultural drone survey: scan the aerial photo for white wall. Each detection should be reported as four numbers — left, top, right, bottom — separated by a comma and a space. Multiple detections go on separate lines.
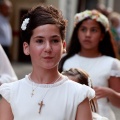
59, 0, 78, 43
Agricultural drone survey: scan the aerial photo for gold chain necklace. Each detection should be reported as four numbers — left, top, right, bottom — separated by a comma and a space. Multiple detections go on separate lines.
28, 74, 62, 113
28, 75, 39, 97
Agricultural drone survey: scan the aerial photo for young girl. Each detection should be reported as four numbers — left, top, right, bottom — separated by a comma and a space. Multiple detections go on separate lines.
0, 5, 95, 120
62, 68, 109, 120
59, 10, 120, 120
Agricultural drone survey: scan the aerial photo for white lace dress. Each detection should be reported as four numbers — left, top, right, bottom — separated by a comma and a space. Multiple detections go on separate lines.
63, 54, 120, 120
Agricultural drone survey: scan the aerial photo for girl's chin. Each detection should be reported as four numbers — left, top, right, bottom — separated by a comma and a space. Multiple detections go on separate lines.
42, 65, 58, 70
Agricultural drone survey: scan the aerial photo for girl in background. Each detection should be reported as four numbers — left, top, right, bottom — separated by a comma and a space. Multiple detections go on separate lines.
59, 9, 120, 120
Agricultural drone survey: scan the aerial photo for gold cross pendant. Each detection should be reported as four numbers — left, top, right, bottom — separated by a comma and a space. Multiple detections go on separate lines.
38, 100, 44, 113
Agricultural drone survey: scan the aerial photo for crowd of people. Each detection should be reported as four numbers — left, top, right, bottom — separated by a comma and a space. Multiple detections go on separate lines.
0, 1, 120, 120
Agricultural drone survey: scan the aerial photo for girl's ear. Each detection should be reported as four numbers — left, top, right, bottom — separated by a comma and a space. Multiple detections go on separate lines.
63, 40, 66, 49
63, 40, 66, 53
23, 42, 30, 55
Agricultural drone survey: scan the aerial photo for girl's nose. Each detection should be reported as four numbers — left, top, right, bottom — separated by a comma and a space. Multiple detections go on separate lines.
86, 30, 91, 36
44, 42, 52, 52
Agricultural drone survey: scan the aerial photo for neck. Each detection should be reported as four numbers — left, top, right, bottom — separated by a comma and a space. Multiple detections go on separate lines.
30, 69, 61, 84
79, 50, 101, 58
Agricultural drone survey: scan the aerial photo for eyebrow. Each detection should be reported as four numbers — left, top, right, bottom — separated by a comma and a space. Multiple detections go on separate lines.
80, 25, 99, 29
33, 35, 61, 39
50, 35, 61, 38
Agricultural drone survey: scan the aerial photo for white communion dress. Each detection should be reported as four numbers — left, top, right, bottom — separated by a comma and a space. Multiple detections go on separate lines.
92, 112, 109, 120
0, 44, 17, 84
63, 54, 120, 120
0, 75, 95, 120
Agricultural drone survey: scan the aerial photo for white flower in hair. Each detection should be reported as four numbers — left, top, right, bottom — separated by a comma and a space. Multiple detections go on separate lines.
21, 18, 30, 30
88, 77, 92, 87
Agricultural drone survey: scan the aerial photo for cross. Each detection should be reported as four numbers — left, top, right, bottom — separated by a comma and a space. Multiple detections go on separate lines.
38, 100, 44, 113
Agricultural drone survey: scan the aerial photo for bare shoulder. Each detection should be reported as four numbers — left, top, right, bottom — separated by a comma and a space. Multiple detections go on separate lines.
76, 98, 92, 120
0, 98, 13, 120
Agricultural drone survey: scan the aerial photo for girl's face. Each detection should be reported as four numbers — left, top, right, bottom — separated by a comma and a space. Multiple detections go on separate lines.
78, 19, 104, 51
23, 24, 65, 70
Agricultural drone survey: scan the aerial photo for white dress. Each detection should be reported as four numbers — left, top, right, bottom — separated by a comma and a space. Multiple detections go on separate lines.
0, 44, 18, 84
63, 54, 120, 120
0, 75, 95, 120
92, 112, 109, 120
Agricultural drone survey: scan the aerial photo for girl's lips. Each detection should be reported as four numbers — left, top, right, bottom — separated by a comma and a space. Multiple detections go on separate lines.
83, 39, 92, 43
44, 57, 53, 59
84, 39, 91, 42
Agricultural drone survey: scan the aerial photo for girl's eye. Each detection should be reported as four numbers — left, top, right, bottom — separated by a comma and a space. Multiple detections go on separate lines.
51, 39, 60, 43
36, 39, 44, 43
91, 28, 97, 32
80, 27, 87, 32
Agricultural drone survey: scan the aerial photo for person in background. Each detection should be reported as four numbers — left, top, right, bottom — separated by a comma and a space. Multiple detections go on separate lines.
0, 44, 17, 85
0, 0, 13, 60
0, 4, 95, 120
96, 3, 112, 17
108, 12, 120, 55
62, 68, 109, 120
59, 9, 120, 120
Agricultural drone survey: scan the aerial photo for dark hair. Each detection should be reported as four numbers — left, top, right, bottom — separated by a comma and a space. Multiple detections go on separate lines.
59, 17, 118, 72
62, 68, 98, 112
20, 4, 67, 44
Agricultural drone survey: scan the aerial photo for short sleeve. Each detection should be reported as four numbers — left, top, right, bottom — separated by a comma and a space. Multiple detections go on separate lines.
110, 59, 120, 77
77, 84, 95, 104
92, 112, 109, 120
0, 83, 11, 103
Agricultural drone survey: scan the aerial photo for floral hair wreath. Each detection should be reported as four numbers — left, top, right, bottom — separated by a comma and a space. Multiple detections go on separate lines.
21, 18, 30, 30
74, 10, 109, 31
